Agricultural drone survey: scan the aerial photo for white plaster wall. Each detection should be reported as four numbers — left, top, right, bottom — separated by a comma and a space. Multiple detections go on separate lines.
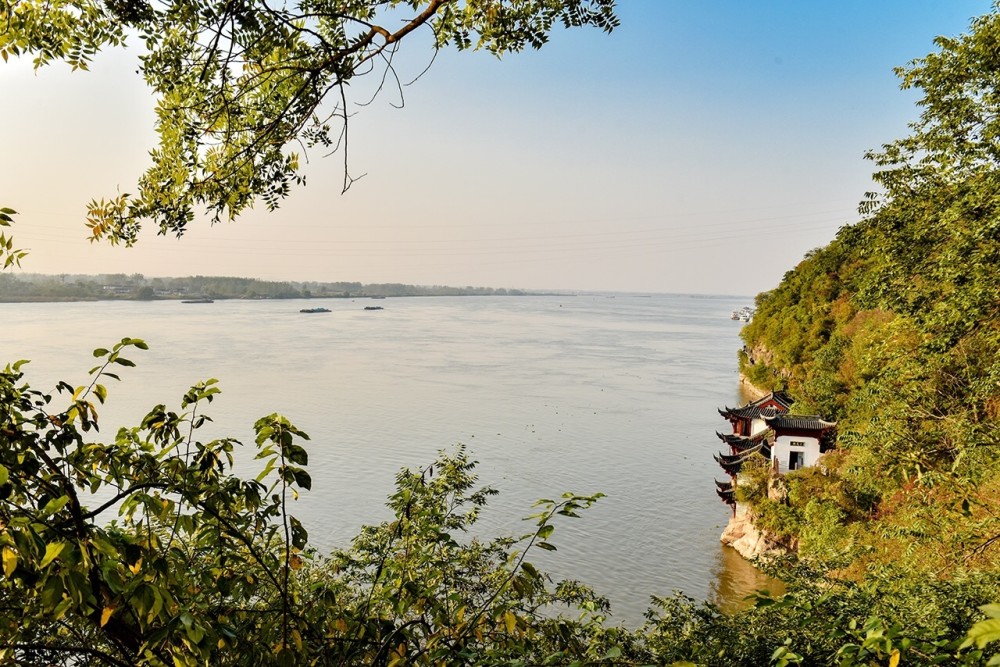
771, 435, 821, 473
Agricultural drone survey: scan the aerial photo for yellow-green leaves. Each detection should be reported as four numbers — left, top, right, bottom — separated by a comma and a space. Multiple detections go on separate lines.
7, 0, 616, 244
0, 0, 123, 70
1, 547, 17, 577
39, 541, 68, 568
962, 604, 1000, 650
0, 208, 27, 269
41, 496, 70, 516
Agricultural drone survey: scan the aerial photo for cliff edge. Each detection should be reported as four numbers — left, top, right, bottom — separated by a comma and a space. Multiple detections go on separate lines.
720, 504, 787, 561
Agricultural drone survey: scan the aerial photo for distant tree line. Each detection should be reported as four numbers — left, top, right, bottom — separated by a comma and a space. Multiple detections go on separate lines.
0, 273, 529, 302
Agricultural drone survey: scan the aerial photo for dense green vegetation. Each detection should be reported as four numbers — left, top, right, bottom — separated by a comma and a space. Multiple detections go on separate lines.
723, 6, 1000, 664
738, 10, 1000, 576
3, 0, 1000, 664
0, 273, 530, 302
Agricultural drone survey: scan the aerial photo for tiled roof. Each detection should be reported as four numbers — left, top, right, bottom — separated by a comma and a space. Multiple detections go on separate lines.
718, 391, 794, 420
714, 443, 772, 475
716, 429, 773, 448
765, 415, 837, 431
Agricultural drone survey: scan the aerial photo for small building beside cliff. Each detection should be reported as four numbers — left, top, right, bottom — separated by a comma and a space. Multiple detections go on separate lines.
713, 391, 836, 509
765, 414, 837, 474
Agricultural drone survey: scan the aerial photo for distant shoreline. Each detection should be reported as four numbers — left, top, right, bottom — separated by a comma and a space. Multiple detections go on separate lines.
0, 293, 571, 304
0, 273, 561, 303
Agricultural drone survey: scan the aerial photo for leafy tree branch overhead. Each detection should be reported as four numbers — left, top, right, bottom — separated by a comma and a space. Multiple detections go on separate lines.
0, 0, 618, 245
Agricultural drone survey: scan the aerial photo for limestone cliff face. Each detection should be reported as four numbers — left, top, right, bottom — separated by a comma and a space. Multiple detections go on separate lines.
739, 342, 792, 392
720, 504, 788, 561
741, 342, 774, 368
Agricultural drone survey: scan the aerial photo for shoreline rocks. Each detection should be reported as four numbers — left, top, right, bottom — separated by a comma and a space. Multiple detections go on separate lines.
720, 504, 788, 561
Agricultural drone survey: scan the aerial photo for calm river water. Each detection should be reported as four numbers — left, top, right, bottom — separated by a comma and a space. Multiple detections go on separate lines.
0, 293, 778, 625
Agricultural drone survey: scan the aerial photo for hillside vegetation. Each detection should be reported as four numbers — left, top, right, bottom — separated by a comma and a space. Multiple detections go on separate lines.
739, 9, 1000, 579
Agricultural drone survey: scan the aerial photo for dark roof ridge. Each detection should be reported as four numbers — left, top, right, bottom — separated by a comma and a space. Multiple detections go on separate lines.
750, 390, 793, 408
765, 414, 838, 430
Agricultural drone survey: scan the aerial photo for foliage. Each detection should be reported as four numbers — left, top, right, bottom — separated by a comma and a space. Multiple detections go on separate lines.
738, 2, 1000, 576
639, 564, 1000, 667
724, 9, 1000, 664
1, 0, 617, 245
0, 208, 27, 270
0, 345, 624, 665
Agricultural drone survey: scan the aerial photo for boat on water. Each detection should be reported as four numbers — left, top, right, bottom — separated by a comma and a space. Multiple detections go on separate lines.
300, 307, 331, 313
364, 306, 384, 311
182, 298, 214, 304
730, 306, 754, 322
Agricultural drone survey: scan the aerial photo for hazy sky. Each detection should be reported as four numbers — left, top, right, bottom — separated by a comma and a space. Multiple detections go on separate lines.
1, 1, 993, 294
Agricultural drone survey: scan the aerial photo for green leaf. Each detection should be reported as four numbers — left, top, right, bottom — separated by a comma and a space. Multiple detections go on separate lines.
40, 541, 67, 568
42, 495, 70, 515
255, 457, 277, 482
290, 517, 308, 549
964, 618, 1000, 649
291, 468, 311, 490
285, 443, 308, 465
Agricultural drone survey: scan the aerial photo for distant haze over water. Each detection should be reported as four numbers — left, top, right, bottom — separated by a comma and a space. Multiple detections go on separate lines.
1, 293, 777, 625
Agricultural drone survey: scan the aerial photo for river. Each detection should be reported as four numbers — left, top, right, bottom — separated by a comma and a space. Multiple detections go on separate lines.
0, 293, 779, 625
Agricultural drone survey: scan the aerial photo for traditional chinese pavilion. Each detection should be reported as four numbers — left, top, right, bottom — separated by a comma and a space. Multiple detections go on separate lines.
713, 391, 836, 511
717, 390, 793, 437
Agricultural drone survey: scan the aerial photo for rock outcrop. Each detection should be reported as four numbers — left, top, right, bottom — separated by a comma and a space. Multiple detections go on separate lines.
720, 504, 787, 561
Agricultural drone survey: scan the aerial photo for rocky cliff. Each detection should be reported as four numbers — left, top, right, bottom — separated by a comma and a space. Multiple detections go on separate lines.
721, 504, 788, 561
